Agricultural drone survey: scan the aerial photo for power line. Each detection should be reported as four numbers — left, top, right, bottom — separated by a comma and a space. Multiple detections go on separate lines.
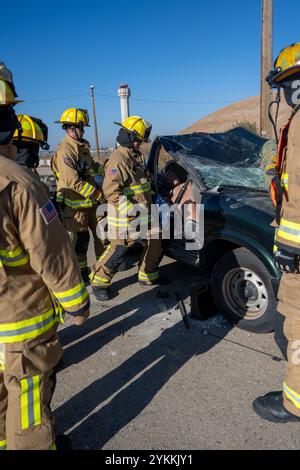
23, 93, 89, 104
21, 91, 235, 106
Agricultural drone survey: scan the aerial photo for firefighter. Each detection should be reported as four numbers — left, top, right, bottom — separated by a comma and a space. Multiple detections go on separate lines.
12, 115, 50, 172
0, 65, 90, 450
90, 116, 167, 302
51, 109, 105, 283
253, 43, 300, 423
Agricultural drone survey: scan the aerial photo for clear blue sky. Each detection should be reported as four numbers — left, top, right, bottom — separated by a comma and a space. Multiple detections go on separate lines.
1, 0, 298, 148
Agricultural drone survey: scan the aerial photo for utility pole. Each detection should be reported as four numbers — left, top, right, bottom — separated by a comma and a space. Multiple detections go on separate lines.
260, 0, 274, 138
90, 85, 101, 160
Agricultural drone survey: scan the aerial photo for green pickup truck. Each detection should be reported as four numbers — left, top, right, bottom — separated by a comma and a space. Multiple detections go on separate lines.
147, 127, 280, 334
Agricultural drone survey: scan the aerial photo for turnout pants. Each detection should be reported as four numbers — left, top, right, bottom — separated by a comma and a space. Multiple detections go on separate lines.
0, 336, 62, 450
90, 237, 163, 288
64, 207, 104, 273
277, 272, 300, 417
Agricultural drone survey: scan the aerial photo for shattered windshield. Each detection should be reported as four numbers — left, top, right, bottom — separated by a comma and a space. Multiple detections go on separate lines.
161, 127, 268, 191
187, 158, 266, 190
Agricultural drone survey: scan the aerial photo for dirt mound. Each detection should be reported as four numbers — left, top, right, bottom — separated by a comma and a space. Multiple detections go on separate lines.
180, 96, 291, 135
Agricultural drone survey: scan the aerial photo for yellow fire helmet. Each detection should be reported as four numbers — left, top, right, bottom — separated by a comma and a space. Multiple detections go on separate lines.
0, 78, 22, 105
267, 43, 300, 87
56, 108, 90, 127
13, 115, 50, 150
115, 116, 152, 142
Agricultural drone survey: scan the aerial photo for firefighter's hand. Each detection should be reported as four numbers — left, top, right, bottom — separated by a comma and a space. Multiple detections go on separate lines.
260, 139, 277, 169
73, 309, 90, 326
274, 250, 300, 274
95, 190, 104, 203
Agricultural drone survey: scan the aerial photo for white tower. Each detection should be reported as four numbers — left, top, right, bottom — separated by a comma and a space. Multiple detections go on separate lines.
118, 84, 131, 122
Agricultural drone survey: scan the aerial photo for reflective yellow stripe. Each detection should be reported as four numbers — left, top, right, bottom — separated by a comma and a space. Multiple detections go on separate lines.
108, 215, 150, 228
20, 378, 29, 430
0, 308, 60, 343
79, 261, 88, 269
32, 376, 41, 427
56, 192, 97, 209
53, 282, 89, 309
20, 376, 41, 430
80, 182, 95, 198
138, 271, 159, 281
281, 173, 289, 191
118, 199, 134, 216
0, 258, 3, 269
108, 216, 131, 227
0, 439, 7, 450
0, 246, 29, 267
97, 245, 111, 263
50, 443, 57, 450
91, 275, 111, 286
283, 382, 300, 409
123, 182, 151, 196
278, 218, 300, 244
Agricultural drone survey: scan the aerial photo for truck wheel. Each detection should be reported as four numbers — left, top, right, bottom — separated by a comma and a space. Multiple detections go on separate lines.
210, 247, 277, 333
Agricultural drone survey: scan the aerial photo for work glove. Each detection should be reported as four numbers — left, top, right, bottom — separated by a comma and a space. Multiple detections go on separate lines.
260, 139, 277, 189
94, 189, 104, 203
274, 249, 300, 274
76, 160, 88, 180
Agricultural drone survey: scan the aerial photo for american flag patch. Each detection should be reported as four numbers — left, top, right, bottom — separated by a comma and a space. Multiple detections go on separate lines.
39, 201, 58, 225
64, 156, 75, 167
107, 168, 118, 177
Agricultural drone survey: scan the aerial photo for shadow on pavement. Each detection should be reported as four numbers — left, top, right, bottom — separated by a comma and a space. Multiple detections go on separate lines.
54, 306, 231, 448
58, 260, 198, 350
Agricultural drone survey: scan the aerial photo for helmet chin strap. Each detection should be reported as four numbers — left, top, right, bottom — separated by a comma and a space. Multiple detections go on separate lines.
16, 121, 23, 151
268, 88, 281, 144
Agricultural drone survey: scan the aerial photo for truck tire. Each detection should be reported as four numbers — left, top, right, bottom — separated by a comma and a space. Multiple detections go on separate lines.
210, 247, 277, 333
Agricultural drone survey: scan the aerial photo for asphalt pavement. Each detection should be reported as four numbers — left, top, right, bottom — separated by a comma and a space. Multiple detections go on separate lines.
52, 253, 300, 450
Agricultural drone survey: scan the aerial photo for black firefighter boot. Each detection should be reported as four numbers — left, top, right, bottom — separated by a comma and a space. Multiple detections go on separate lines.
253, 391, 300, 423
139, 275, 170, 287
92, 286, 110, 302
55, 434, 72, 450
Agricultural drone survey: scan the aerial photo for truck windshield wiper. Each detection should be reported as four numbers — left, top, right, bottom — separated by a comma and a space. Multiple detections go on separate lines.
218, 184, 267, 192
